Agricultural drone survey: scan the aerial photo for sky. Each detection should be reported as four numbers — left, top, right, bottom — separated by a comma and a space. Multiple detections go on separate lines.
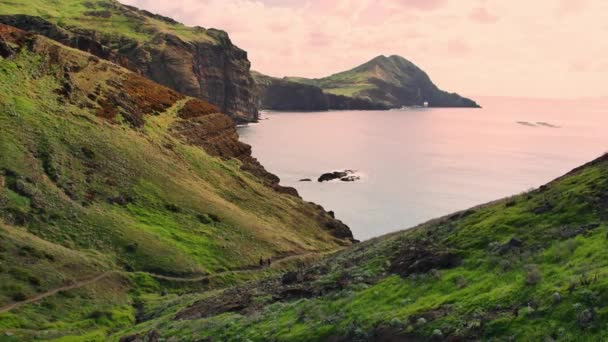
119, 0, 608, 98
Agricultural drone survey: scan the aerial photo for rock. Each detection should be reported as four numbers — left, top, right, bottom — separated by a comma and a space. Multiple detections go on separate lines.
431, 329, 443, 339
556, 223, 600, 239
318, 170, 360, 183
507, 237, 523, 247
533, 202, 553, 214
495, 237, 523, 254
553, 292, 561, 304
281, 271, 302, 285
390, 242, 461, 277
340, 176, 360, 182
578, 309, 594, 327
416, 317, 427, 326
299, 178, 312, 182
119, 329, 160, 342
318, 171, 349, 182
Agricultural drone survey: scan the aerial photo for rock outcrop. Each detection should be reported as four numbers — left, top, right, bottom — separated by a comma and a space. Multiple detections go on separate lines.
0, 4, 258, 123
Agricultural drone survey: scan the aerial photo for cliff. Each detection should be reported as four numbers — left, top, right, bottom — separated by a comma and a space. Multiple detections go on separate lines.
0, 1, 259, 122
254, 71, 389, 111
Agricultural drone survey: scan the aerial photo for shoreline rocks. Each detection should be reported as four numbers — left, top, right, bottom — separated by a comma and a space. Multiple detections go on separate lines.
318, 170, 360, 183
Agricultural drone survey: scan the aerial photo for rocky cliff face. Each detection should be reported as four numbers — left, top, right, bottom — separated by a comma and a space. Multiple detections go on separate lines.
254, 72, 389, 111
0, 8, 258, 123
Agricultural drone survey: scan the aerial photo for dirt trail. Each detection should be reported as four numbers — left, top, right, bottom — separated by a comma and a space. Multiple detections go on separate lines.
0, 250, 340, 312
144, 250, 332, 282
0, 272, 113, 314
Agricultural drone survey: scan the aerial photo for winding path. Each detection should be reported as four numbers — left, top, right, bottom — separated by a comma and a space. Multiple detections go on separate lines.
0, 272, 113, 314
0, 250, 338, 313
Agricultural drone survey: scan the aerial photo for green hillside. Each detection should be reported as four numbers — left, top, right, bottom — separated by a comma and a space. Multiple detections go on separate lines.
0, 0, 216, 44
121, 154, 608, 340
0, 25, 351, 340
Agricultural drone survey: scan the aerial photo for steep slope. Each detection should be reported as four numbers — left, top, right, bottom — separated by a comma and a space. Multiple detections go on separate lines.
123, 153, 608, 341
0, 24, 352, 340
253, 71, 389, 111
286, 55, 480, 108
0, 0, 258, 122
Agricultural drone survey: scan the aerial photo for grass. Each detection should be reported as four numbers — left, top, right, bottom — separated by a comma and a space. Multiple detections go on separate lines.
0, 31, 344, 340
0, 0, 217, 44
119, 154, 608, 341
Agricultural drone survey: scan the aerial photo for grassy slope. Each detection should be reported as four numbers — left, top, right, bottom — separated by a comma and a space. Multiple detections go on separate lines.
285, 69, 375, 98
128, 155, 608, 341
0, 0, 216, 44
0, 32, 344, 340
285, 56, 406, 98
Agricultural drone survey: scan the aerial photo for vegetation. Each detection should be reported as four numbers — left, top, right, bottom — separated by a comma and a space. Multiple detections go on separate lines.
0, 0, 218, 44
0, 27, 346, 340
117, 154, 608, 341
0, 2, 604, 341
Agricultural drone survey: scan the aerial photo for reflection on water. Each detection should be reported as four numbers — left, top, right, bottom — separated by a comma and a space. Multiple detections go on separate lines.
239, 97, 608, 240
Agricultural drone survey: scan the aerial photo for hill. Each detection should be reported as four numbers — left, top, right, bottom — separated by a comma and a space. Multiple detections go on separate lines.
0, 0, 259, 122
253, 71, 389, 111
284, 55, 480, 109
0, 24, 353, 340
117, 152, 608, 340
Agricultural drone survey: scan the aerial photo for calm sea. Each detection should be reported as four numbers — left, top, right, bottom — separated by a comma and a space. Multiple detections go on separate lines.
238, 97, 608, 240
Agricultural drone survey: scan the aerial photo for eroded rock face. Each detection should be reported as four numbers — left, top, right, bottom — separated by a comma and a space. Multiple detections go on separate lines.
0, 13, 259, 123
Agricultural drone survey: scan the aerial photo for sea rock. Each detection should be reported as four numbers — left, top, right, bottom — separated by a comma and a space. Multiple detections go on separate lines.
318, 171, 349, 182
340, 175, 360, 182
318, 170, 360, 182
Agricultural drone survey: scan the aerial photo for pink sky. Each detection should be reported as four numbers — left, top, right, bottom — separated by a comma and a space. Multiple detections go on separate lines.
120, 0, 608, 98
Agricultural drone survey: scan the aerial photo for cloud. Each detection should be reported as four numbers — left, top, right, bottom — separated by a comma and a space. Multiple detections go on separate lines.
388, 0, 449, 11
309, 31, 332, 48
556, 0, 587, 15
446, 39, 472, 56
469, 6, 499, 24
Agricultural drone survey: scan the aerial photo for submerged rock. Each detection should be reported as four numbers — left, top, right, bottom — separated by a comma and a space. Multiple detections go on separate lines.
340, 175, 360, 182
